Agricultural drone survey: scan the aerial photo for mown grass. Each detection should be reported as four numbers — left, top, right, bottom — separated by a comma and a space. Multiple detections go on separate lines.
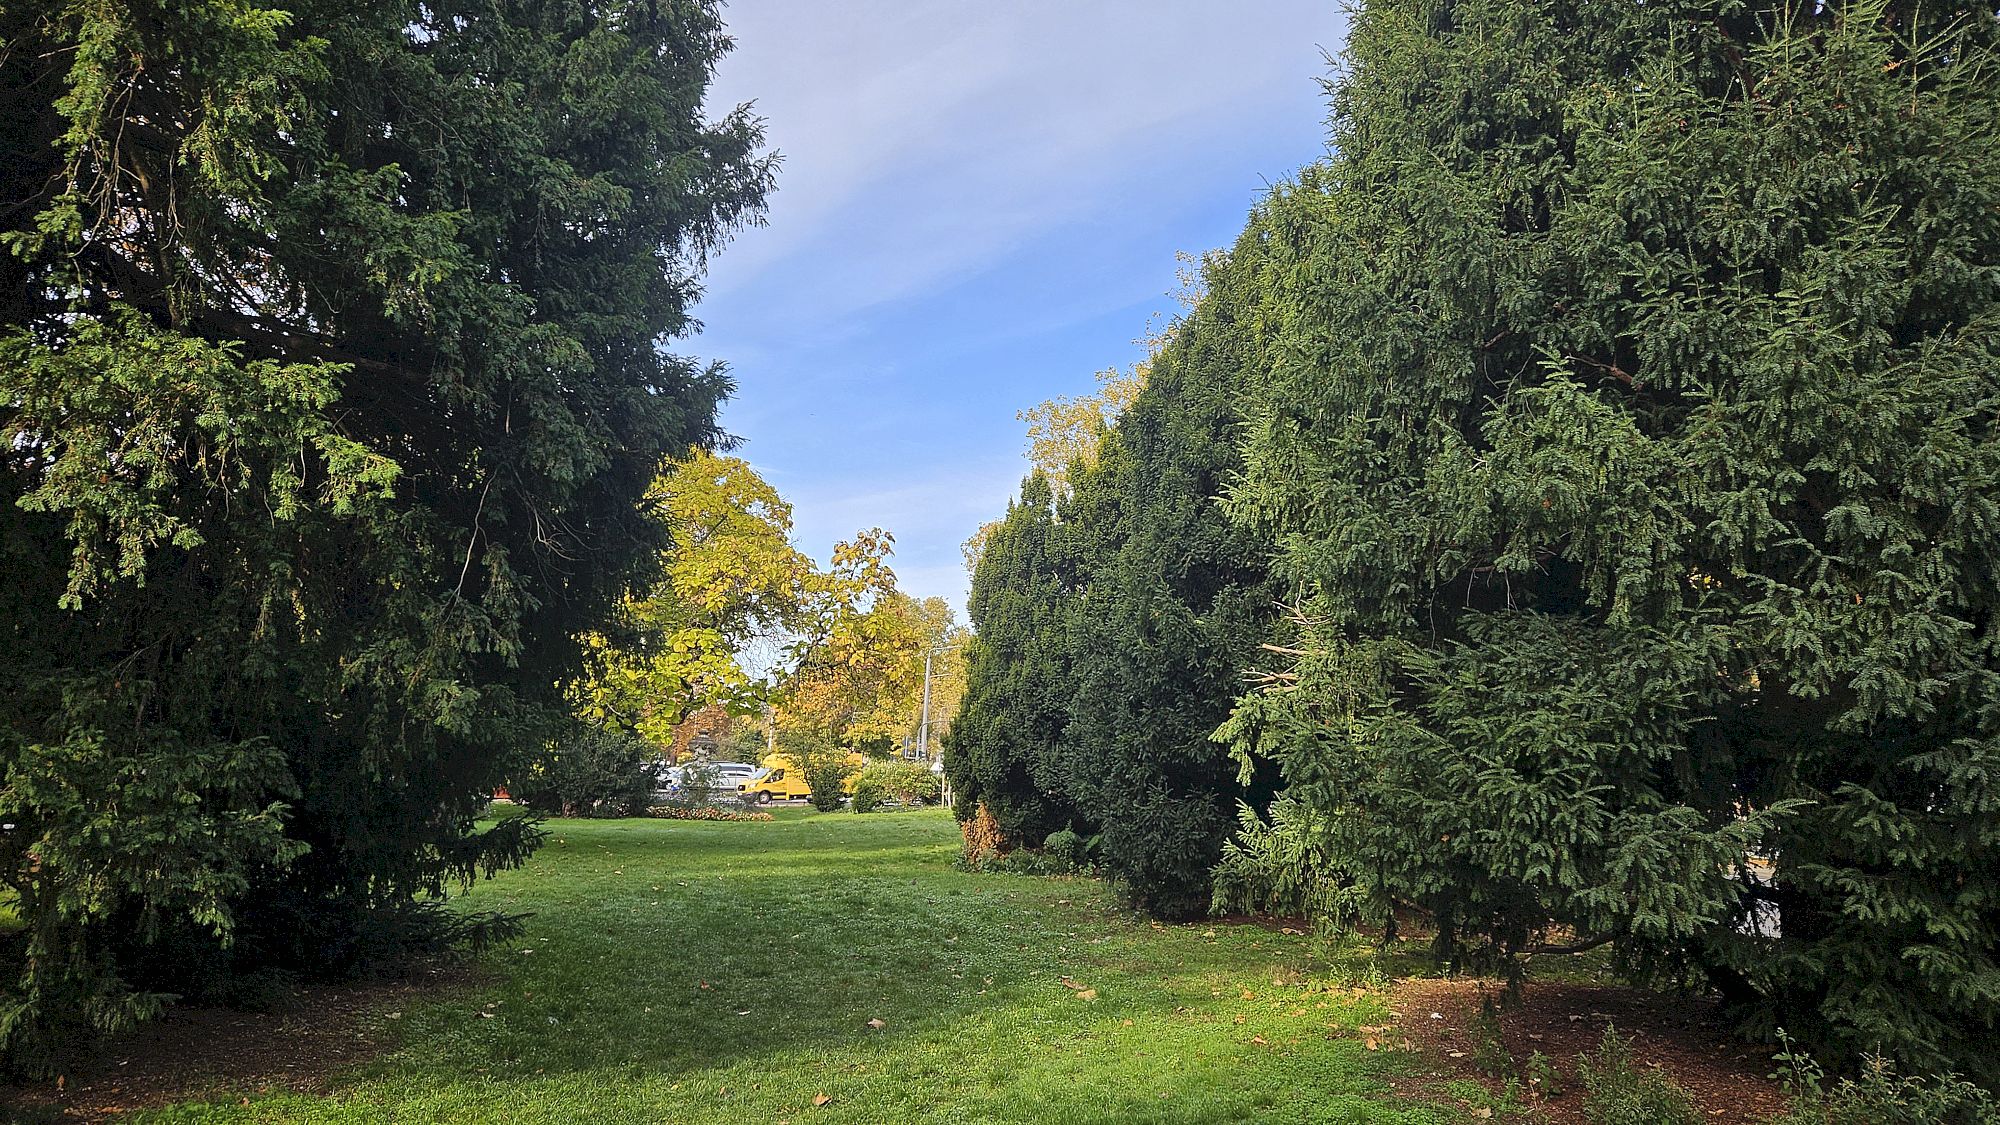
133, 809, 1462, 1124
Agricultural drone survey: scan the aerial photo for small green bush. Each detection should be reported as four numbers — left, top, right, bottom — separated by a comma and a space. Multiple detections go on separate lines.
1042, 828, 1089, 873
1524, 1050, 1563, 1102
981, 849, 1069, 876
850, 780, 887, 814
512, 723, 660, 818
850, 760, 941, 813
1470, 995, 1514, 1079
1766, 1034, 1997, 1125
849, 760, 941, 812
1576, 1027, 1703, 1125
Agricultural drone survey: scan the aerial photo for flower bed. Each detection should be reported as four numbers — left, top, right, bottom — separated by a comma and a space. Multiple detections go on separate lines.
646, 805, 773, 822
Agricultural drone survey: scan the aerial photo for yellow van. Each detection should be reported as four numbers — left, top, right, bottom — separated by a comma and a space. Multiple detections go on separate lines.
738, 753, 864, 804
739, 763, 811, 804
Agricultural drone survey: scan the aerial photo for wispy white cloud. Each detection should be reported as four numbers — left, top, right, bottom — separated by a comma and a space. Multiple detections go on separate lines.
704, 1, 1339, 332
694, 2, 1344, 615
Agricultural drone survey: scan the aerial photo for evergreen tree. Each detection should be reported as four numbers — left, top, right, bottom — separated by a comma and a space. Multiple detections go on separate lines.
945, 474, 1080, 847
1060, 234, 1283, 920
1225, 0, 2000, 1078
0, 0, 769, 1065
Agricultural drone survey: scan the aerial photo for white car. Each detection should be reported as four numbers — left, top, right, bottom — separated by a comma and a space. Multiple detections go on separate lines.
687, 761, 759, 787
655, 761, 759, 799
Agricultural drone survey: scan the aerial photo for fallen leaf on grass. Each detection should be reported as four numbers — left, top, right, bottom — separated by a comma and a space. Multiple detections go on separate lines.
866, 1018, 886, 1029
1250, 1035, 1268, 1045
813, 1094, 832, 1106
1076, 989, 1098, 1001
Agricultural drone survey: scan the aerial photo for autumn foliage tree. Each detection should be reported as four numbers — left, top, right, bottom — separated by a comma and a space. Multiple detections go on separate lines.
577, 452, 818, 744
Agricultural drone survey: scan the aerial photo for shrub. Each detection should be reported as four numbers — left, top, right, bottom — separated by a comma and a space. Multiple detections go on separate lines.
850, 780, 886, 815
1524, 1051, 1564, 1103
850, 760, 941, 813
1576, 1027, 1703, 1125
1765, 1035, 1997, 1125
1470, 995, 1514, 1079
976, 849, 1071, 877
960, 802, 1008, 869
1041, 828, 1090, 873
1210, 798, 1366, 929
511, 724, 661, 818
780, 728, 856, 813
657, 761, 743, 810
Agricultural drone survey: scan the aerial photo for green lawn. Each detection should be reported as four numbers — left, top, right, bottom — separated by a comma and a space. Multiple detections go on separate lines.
134, 809, 1462, 1124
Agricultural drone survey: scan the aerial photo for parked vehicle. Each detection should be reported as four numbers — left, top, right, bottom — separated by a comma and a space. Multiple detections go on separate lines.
655, 760, 759, 802
736, 753, 864, 805
738, 765, 810, 804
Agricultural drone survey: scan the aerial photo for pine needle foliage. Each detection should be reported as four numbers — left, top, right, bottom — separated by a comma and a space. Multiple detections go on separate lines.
1225, 0, 2000, 1080
1056, 233, 1285, 919
945, 474, 1080, 847
0, 0, 770, 1069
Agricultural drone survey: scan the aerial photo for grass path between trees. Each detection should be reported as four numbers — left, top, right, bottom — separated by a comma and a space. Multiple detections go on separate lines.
123, 808, 1464, 1124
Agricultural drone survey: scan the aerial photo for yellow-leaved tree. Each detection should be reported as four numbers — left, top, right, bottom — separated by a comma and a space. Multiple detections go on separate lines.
576, 452, 816, 745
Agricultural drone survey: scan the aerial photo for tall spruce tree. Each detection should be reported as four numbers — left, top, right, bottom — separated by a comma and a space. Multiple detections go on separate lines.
0, 0, 769, 1065
1224, 0, 2000, 1078
945, 473, 1080, 847
1060, 234, 1282, 920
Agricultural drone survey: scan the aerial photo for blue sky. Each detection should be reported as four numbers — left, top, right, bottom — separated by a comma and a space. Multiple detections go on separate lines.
693, 2, 1344, 615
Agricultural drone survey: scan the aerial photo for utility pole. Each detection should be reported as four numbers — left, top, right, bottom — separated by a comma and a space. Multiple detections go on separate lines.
917, 649, 934, 761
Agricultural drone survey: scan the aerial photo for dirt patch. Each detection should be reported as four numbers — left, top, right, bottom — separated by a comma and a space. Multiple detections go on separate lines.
0, 964, 475, 1123
1384, 976, 1790, 1123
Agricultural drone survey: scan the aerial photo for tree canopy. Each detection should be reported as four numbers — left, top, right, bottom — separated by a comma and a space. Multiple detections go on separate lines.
947, 0, 2000, 1082
577, 451, 817, 743
0, 0, 770, 1068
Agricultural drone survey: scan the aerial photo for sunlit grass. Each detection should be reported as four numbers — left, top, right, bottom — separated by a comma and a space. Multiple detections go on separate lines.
131, 809, 1460, 1124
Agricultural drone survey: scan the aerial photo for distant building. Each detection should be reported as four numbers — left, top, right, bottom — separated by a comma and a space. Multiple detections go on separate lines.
670, 703, 734, 761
